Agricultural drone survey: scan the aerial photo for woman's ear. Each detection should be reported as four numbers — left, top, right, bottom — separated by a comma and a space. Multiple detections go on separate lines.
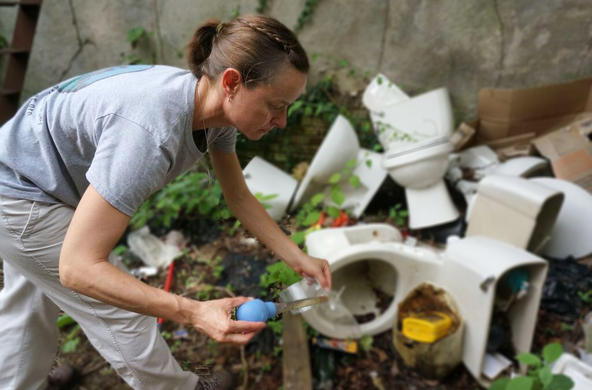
221, 68, 242, 99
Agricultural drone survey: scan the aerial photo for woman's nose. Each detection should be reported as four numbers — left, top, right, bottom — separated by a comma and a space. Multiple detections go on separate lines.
271, 110, 287, 129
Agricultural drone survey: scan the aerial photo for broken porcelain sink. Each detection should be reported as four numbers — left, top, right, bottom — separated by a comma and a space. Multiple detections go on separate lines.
531, 177, 592, 259
298, 224, 547, 385
466, 174, 564, 254
289, 115, 387, 218
363, 74, 458, 228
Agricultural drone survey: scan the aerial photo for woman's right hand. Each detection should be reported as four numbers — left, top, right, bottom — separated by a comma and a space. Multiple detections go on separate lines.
187, 296, 266, 345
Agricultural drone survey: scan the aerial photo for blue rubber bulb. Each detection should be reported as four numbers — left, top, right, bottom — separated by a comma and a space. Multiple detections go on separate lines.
236, 299, 276, 322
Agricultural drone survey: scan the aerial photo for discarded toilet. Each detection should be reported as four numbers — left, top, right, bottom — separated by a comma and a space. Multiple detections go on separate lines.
289, 115, 387, 218
295, 224, 548, 385
362, 74, 459, 229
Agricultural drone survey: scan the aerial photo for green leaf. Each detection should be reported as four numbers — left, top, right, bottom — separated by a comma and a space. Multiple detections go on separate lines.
328, 173, 341, 184
126, 27, 146, 43
349, 175, 360, 188
365, 159, 373, 167
542, 342, 563, 363
310, 193, 325, 206
326, 206, 340, 218
516, 353, 542, 367
507, 376, 534, 390
57, 314, 76, 329
359, 335, 373, 352
61, 338, 80, 354
543, 374, 574, 390
345, 159, 357, 169
267, 320, 283, 335
288, 100, 303, 117
291, 231, 306, 245
302, 211, 321, 226
538, 366, 553, 388
489, 377, 510, 390
331, 187, 345, 206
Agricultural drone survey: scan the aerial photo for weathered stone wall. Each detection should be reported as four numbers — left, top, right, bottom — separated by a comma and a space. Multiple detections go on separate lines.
11, 0, 592, 123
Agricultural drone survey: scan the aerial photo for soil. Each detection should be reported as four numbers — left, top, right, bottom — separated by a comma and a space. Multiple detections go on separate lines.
2, 214, 592, 390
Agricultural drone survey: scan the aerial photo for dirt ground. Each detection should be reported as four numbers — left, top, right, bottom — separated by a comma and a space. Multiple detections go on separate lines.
2, 213, 591, 390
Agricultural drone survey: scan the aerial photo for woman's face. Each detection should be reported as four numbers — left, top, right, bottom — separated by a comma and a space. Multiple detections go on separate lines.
226, 64, 307, 140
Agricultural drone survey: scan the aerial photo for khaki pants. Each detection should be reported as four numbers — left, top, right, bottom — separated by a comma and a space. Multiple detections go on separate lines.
0, 195, 198, 390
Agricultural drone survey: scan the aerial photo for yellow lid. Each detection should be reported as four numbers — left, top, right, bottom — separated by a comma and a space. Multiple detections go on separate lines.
401, 311, 453, 343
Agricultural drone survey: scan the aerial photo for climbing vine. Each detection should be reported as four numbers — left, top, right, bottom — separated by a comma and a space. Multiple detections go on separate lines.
294, 0, 321, 32
256, 0, 269, 14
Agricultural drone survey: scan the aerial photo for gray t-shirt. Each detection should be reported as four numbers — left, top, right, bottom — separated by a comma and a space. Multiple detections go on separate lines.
0, 65, 236, 216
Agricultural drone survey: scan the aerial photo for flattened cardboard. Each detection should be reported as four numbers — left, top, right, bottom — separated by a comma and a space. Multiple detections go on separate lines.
477, 77, 592, 142
532, 115, 592, 193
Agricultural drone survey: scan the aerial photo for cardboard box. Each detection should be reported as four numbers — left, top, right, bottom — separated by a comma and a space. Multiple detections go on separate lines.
477, 77, 592, 142
532, 115, 592, 193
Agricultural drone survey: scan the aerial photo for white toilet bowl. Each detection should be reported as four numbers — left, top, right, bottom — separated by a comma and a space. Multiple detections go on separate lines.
383, 137, 459, 228
300, 224, 548, 385
363, 74, 459, 228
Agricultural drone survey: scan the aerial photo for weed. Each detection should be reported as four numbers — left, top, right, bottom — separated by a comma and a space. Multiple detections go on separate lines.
61, 324, 81, 354
130, 172, 233, 231
359, 334, 373, 352
388, 204, 409, 227
488, 342, 574, 390
259, 262, 302, 297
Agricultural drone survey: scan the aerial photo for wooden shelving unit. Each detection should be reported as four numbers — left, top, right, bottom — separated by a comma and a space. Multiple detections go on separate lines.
0, 0, 42, 125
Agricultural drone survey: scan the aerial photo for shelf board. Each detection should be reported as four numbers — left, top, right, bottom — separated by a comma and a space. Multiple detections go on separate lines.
0, 48, 29, 55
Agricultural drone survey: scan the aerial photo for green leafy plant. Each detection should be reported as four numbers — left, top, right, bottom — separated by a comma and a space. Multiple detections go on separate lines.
61, 324, 81, 354
577, 290, 592, 303
0, 34, 8, 49
488, 342, 574, 390
359, 334, 374, 352
259, 261, 302, 297
290, 159, 360, 245
230, 5, 240, 19
388, 204, 409, 227
130, 172, 233, 230
124, 26, 157, 64
256, 0, 268, 13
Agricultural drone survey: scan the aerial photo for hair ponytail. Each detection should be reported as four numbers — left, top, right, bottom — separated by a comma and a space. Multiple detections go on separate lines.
187, 15, 309, 87
187, 19, 220, 78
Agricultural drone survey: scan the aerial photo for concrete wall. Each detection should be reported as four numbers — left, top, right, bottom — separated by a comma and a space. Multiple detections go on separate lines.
14, 0, 592, 122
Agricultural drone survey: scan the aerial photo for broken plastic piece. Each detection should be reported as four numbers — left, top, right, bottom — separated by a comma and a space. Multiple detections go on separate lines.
401, 311, 453, 343
312, 337, 358, 354
127, 226, 182, 269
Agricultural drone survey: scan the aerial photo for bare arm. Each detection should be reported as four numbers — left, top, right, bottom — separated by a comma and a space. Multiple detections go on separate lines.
210, 149, 332, 290
59, 184, 265, 343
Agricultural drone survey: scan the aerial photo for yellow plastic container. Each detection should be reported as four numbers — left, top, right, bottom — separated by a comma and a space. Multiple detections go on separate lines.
402, 311, 452, 343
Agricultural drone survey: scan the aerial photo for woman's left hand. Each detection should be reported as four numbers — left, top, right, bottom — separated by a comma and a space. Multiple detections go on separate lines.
288, 254, 332, 291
